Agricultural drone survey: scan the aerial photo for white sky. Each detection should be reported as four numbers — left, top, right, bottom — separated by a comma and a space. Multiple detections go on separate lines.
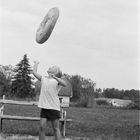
0, 0, 139, 90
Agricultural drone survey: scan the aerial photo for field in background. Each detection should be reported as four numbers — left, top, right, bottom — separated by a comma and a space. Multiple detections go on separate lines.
0, 103, 139, 140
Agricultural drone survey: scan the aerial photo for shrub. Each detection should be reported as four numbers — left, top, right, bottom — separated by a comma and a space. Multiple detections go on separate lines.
127, 101, 140, 110
75, 97, 88, 107
96, 99, 109, 105
127, 95, 140, 110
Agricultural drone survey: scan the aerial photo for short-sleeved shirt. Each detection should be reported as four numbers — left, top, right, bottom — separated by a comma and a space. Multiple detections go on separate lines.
38, 76, 62, 111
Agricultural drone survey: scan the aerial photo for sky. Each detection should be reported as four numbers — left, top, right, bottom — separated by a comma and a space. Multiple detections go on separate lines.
0, 0, 139, 90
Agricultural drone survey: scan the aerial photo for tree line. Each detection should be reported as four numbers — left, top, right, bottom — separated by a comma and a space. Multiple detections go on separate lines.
102, 88, 139, 100
0, 54, 139, 105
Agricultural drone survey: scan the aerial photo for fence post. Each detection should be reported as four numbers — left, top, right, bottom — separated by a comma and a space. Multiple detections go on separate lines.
0, 95, 5, 133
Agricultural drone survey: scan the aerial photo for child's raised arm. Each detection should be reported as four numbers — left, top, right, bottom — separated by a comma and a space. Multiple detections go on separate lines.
32, 61, 42, 81
51, 74, 67, 87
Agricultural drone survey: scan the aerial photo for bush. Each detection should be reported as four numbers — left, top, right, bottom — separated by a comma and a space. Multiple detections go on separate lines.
96, 99, 109, 105
127, 101, 140, 110
75, 97, 88, 107
127, 96, 140, 110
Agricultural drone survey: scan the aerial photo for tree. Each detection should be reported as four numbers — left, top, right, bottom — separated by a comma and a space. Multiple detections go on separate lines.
0, 65, 14, 97
70, 75, 82, 100
80, 78, 96, 107
70, 74, 96, 107
0, 64, 15, 80
0, 71, 11, 97
11, 54, 34, 98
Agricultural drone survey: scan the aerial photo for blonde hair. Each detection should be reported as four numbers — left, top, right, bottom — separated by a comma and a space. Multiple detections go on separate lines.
48, 66, 62, 78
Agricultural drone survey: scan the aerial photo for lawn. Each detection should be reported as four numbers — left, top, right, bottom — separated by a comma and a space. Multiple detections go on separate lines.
0, 103, 139, 140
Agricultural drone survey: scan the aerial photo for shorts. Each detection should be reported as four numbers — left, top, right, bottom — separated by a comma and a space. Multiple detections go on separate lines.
40, 108, 61, 121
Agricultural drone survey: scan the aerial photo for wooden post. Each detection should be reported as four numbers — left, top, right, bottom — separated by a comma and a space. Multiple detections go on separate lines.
59, 97, 66, 136
3, 95, 5, 101
63, 111, 66, 137
0, 95, 5, 133
59, 97, 63, 119
0, 106, 4, 116
0, 118, 2, 133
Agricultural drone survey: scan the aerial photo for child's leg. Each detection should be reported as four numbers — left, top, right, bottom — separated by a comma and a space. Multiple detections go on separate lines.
39, 118, 47, 140
51, 119, 61, 140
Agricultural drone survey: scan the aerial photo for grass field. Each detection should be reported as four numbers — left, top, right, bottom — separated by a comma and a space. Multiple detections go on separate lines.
0, 104, 139, 140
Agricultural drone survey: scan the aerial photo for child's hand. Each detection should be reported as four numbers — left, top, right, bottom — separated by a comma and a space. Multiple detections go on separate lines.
51, 74, 55, 78
50, 73, 55, 78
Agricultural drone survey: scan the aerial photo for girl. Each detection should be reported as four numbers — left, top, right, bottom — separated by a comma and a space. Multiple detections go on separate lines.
32, 61, 66, 140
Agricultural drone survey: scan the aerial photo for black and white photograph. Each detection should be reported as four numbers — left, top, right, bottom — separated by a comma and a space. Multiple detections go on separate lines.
0, 0, 139, 140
